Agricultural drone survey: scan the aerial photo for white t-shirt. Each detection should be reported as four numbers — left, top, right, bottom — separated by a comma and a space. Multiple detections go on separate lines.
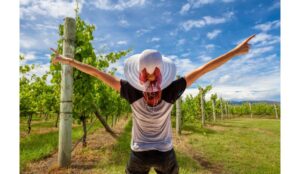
120, 77, 186, 152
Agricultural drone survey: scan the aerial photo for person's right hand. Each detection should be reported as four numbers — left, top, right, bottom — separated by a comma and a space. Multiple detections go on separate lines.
233, 34, 256, 56
50, 48, 63, 65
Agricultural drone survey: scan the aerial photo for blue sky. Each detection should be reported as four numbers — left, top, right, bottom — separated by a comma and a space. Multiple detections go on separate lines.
20, 0, 280, 101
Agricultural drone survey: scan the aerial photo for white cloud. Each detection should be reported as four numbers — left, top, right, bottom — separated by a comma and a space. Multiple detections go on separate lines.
20, 0, 34, 6
182, 88, 199, 99
203, 16, 226, 24
180, 0, 234, 15
236, 33, 280, 47
254, 20, 280, 32
209, 72, 279, 101
136, 27, 154, 37
175, 58, 197, 75
150, 37, 161, 42
180, 3, 191, 15
182, 20, 206, 31
207, 29, 222, 39
193, 45, 277, 91
189, 0, 215, 8
95, 34, 111, 42
181, 52, 190, 57
45, 54, 51, 59
264, 54, 277, 61
165, 55, 198, 75
93, 0, 145, 10
117, 40, 127, 45
20, 0, 84, 20
241, 46, 274, 60
20, 52, 36, 64
198, 55, 212, 61
205, 44, 215, 50
249, 33, 280, 47
182, 71, 280, 101
20, 35, 38, 49
119, 19, 129, 27
176, 39, 186, 46
20, 32, 57, 50
21, 22, 58, 31
182, 12, 234, 31
268, 1, 280, 11
218, 74, 230, 84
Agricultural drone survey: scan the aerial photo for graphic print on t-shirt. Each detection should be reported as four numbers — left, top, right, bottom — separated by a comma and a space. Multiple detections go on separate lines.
120, 77, 187, 152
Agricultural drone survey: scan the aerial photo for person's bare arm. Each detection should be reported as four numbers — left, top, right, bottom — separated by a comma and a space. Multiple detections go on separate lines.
184, 34, 255, 87
50, 48, 121, 92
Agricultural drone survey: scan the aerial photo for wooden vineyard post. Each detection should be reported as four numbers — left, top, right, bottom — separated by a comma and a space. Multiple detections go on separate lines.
225, 102, 229, 119
58, 17, 76, 167
212, 99, 216, 122
211, 94, 217, 122
273, 104, 278, 119
225, 102, 228, 118
176, 76, 182, 135
249, 102, 253, 118
199, 88, 205, 126
220, 98, 224, 120
227, 103, 230, 119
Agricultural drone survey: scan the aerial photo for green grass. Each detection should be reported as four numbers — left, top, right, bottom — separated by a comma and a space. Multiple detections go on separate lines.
20, 116, 59, 132
183, 118, 280, 174
20, 117, 102, 171
95, 120, 203, 174
20, 116, 280, 174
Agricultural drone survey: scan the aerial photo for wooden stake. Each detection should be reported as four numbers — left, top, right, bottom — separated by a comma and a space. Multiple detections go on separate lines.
58, 17, 76, 167
176, 76, 182, 135
273, 104, 278, 119
249, 102, 253, 118
212, 99, 216, 122
220, 98, 224, 120
200, 90, 205, 126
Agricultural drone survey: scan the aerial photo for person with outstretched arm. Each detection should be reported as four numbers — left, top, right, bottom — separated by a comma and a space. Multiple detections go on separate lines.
51, 34, 255, 174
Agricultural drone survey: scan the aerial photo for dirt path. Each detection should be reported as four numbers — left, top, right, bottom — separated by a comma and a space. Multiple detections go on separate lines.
173, 130, 223, 174
22, 116, 130, 174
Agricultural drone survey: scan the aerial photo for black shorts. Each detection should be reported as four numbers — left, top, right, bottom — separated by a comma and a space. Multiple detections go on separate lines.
125, 148, 179, 174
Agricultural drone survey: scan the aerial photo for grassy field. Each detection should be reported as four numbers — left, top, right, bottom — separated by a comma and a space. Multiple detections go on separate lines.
180, 118, 280, 174
20, 116, 102, 171
93, 121, 204, 174
20, 116, 280, 174
93, 117, 280, 174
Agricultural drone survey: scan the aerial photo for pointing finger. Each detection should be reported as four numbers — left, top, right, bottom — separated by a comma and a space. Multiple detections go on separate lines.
243, 34, 256, 43
50, 48, 58, 54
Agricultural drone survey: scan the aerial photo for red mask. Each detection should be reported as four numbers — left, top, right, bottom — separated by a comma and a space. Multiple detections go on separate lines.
139, 67, 162, 106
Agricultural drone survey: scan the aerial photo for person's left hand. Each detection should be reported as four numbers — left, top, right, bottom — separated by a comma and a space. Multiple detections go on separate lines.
50, 48, 64, 65
233, 34, 256, 56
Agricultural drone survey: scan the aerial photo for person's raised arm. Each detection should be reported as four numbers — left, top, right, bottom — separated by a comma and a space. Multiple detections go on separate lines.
184, 34, 256, 87
50, 48, 121, 92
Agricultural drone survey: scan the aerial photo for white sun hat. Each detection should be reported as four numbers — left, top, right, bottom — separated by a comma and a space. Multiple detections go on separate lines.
124, 49, 176, 92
